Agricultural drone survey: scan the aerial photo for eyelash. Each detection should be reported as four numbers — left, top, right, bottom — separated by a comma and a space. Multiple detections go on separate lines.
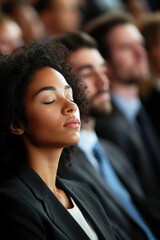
44, 99, 75, 104
44, 100, 55, 105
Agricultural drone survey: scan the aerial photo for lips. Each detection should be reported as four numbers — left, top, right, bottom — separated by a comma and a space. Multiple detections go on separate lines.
64, 118, 80, 129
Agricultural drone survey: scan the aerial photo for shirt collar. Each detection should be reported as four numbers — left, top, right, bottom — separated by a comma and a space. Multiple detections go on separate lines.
78, 130, 98, 153
112, 92, 141, 123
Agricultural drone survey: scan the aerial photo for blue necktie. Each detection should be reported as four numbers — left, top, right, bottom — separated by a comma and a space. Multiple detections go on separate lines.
93, 142, 156, 240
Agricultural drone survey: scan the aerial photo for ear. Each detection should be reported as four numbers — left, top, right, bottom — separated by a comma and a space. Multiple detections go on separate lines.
10, 123, 24, 135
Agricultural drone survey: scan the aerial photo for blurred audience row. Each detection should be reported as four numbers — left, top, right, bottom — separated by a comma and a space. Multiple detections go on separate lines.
0, 0, 159, 53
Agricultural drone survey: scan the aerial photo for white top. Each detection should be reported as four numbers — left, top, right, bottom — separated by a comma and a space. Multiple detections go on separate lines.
67, 198, 98, 240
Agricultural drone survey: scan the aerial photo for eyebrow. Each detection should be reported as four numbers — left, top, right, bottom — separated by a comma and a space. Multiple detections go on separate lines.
77, 62, 107, 72
77, 64, 93, 72
34, 84, 71, 96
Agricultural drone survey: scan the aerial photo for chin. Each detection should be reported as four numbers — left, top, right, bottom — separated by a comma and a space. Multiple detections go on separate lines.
91, 103, 112, 117
68, 135, 80, 146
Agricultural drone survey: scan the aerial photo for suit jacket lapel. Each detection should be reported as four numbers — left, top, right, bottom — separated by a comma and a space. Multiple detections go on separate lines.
100, 139, 146, 201
137, 107, 160, 163
17, 165, 92, 240
113, 104, 147, 151
17, 165, 117, 240
43, 185, 92, 240
58, 178, 116, 240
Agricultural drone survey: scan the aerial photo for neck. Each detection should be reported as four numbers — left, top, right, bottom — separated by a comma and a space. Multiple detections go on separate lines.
23, 140, 73, 208
111, 82, 139, 99
26, 144, 62, 192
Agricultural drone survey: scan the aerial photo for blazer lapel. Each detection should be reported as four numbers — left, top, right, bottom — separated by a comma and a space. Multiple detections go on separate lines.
17, 165, 93, 240
58, 178, 116, 240
113, 104, 147, 151
101, 140, 146, 201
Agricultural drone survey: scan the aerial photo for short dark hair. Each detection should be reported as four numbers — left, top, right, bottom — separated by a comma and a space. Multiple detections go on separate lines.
0, 41, 88, 181
55, 31, 98, 53
138, 12, 160, 51
84, 11, 134, 59
1, 0, 28, 14
0, 12, 14, 23
34, 0, 52, 12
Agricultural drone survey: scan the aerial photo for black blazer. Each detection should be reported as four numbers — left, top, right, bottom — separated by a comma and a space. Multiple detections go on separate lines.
0, 165, 118, 240
59, 140, 159, 240
141, 88, 160, 140
95, 101, 160, 198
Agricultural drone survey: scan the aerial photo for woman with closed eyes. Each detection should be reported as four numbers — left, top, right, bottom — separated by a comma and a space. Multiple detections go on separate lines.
0, 42, 118, 240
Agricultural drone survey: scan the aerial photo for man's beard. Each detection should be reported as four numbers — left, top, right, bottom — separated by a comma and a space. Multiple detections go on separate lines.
116, 70, 150, 86
117, 76, 144, 86
88, 89, 112, 117
89, 101, 112, 117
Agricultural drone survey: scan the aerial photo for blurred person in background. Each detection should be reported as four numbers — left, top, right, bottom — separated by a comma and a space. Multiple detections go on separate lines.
122, 0, 151, 23
34, 0, 83, 38
80, 0, 125, 26
84, 12, 160, 202
1, 0, 47, 44
0, 13, 23, 54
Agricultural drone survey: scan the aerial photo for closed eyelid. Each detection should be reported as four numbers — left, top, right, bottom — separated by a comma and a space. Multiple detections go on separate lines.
43, 100, 55, 104
79, 69, 95, 78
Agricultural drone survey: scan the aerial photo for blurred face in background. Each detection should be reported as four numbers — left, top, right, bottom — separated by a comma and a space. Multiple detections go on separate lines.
106, 23, 150, 85
69, 47, 111, 116
125, 0, 150, 21
10, 5, 46, 43
0, 19, 23, 54
48, 0, 82, 35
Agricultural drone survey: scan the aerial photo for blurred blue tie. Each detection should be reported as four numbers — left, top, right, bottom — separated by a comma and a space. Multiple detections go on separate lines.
93, 142, 156, 240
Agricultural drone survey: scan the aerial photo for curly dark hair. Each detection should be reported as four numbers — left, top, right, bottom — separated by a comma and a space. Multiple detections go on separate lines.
0, 41, 88, 182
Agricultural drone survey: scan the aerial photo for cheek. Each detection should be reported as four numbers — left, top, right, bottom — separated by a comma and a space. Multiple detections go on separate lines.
85, 81, 97, 97
112, 53, 132, 68
24, 107, 53, 129
112, 58, 131, 72
87, 89, 95, 100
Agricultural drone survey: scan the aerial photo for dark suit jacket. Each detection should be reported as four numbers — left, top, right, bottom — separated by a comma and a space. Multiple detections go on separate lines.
141, 88, 160, 140
95, 101, 160, 198
0, 165, 118, 240
59, 140, 159, 240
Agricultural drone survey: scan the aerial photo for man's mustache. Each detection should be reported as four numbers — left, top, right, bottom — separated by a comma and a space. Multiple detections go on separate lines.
90, 89, 110, 102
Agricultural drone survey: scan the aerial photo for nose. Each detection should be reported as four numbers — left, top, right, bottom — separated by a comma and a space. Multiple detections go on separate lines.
62, 99, 78, 115
95, 71, 110, 89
